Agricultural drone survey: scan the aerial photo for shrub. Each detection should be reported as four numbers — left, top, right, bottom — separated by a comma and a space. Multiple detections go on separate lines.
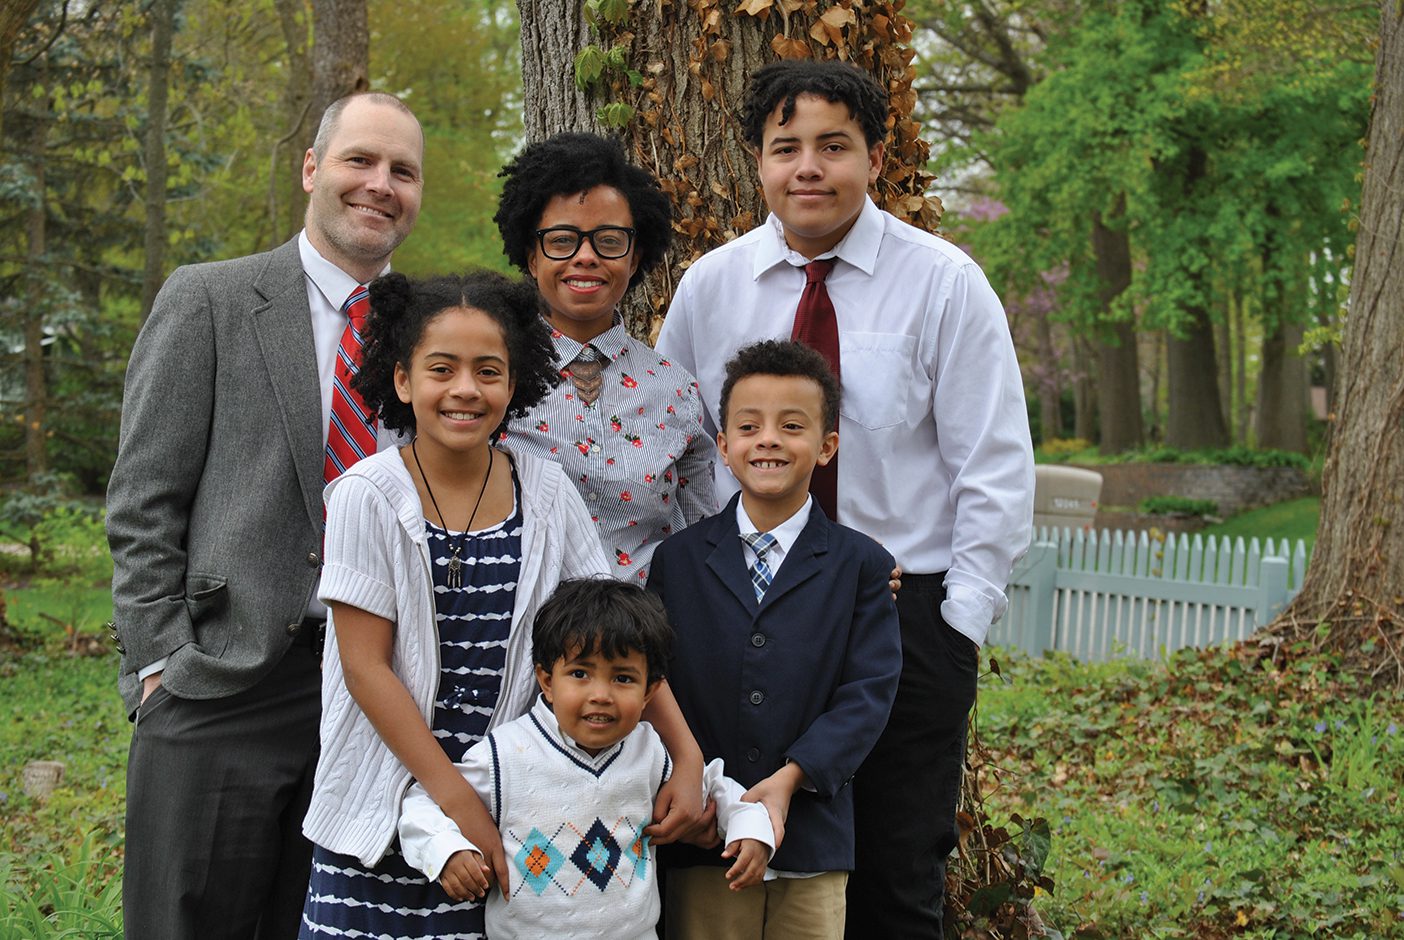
1035, 438, 1095, 463
0, 475, 105, 577
1107, 446, 1310, 469
1139, 496, 1218, 517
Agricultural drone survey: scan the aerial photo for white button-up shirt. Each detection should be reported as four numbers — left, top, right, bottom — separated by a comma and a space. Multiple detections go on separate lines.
657, 197, 1034, 646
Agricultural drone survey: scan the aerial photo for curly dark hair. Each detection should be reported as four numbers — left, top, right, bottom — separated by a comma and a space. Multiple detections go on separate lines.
718, 339, 842, 433
533, 578, 674, 684
494, 132, 672, 290
739, 60, 889, 151
351, 271, 560, 436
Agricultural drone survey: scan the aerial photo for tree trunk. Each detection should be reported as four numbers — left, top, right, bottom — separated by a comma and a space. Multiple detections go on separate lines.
516, 0, 601, 140
1091, 204, 1141, 454
1234, 292, 1248, 441
141, 0, 178, 323
1165, 302, 1230, 449
1272, 1, 1404, 685
1071, 335, 1097, 442
271, 0, 314, 248
307, 0, 368, 150
517, 0, 942, 339
1254, 318, 1309, 452
1035, 312, 1063, 442
23, 89, 51, 480
0, 0, 42, 144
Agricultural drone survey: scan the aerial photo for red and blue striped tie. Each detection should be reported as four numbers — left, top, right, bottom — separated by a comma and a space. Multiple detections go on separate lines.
323, 285, 376, 484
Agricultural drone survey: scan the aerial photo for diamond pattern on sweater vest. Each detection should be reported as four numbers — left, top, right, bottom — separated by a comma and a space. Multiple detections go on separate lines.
514, 828, 566, 896
570, 818, 622, 892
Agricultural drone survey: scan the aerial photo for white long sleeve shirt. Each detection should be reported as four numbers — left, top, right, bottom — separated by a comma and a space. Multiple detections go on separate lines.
657, 198, 1034, 646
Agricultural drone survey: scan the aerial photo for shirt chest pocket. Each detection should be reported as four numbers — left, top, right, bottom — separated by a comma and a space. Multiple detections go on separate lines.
839, 332, 919, 430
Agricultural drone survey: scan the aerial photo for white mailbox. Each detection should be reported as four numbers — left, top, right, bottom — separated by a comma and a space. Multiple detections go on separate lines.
1033, 465, 1102, 531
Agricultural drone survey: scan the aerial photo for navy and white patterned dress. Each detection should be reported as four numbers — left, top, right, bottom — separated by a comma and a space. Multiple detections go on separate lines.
300, 482, 523, 940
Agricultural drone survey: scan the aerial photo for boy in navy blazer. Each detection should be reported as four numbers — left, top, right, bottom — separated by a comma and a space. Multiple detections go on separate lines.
647, 340, 901, 937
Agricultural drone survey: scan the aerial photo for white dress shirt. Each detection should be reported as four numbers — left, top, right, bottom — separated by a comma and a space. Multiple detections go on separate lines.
657, 198, 1034, 646
736, 496, 812, 579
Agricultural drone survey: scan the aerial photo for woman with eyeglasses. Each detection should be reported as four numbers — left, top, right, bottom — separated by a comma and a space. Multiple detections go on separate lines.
494, 132, 716, 583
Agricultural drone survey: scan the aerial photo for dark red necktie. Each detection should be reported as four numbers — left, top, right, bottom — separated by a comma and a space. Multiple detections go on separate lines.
791, 259, 839, 521
323, 286, 377, 484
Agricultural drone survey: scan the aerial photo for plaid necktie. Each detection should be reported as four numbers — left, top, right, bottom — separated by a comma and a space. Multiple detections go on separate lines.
741, 531, 778, 603
791, 259, 839, 520
323, 285, 377, 484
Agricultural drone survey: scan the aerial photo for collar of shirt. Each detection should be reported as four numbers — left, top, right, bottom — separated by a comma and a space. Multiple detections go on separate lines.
549, 315, 632, 367
753, 196, 884, 279
530, 692, 627, 765
298, 229, 382, 312
735, 495, 812, 576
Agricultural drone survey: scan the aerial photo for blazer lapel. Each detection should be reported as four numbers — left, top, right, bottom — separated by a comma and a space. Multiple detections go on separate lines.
250, 238, 326, 531
757, 504, 830, 613
704, 495, 761, 612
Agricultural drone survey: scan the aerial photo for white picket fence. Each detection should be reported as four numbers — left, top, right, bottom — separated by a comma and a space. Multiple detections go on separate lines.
994, 527, 1311, 661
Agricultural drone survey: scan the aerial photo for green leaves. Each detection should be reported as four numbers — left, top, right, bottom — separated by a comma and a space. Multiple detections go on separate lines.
595, 102, 636, 129
974, 644, 1404, 935
574, 45, 606, 90
583, 0, 632, 28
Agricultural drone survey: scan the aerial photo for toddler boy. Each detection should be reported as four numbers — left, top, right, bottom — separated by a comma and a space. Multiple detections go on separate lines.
399, 578, 773, 939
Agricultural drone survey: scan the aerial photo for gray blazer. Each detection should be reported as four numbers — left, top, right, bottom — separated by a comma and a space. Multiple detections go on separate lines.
108, 237, 328, 715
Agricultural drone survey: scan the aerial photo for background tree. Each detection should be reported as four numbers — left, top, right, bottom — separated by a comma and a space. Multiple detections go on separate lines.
960, 0, 1370, 452
1271, 0, 1404, 685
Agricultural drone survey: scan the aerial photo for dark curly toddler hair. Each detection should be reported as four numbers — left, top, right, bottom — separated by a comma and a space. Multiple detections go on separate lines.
351, 271, 560, 436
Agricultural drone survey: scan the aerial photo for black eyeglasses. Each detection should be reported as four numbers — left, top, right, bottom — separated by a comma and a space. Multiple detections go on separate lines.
534, 226, 636, 261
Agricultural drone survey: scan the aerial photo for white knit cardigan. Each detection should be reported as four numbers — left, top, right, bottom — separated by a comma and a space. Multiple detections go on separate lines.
301, 445, 611, 865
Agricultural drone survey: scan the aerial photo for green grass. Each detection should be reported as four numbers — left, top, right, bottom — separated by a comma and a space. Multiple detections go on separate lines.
1200, 496, 1320, 549
976, 645, 1404, 938
1, 535, 124, 934
4, 582, 113, 641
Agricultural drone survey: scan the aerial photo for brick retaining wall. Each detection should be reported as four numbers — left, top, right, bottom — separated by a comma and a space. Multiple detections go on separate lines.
1075, 463, 1312, 520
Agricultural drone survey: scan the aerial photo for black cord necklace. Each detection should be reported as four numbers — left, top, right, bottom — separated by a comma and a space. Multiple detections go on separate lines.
411, 439, 493, 589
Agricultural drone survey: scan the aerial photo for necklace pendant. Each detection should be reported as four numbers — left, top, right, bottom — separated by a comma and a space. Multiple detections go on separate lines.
447, 551, 462, 589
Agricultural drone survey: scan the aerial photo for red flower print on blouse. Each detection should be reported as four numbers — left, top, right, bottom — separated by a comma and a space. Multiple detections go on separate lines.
620, 374, 638, 389
643, 473, 656, 484
536, 421, 549, 433
575, 440, 589, 455
664, 470, 673, 483
625, 434, 642, 448
620, 491, 633, 502
615, 549, 632, 566
610, 415, 623, 432
666, 405, 676, 415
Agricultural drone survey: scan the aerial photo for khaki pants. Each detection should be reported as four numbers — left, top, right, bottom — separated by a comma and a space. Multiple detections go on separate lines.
666, 867, 848, 939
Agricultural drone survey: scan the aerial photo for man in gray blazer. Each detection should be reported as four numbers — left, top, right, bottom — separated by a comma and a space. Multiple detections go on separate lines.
107, 92, 423, 938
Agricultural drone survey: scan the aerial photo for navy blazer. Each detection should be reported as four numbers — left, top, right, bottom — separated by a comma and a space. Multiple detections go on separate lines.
647, 494, 902, 872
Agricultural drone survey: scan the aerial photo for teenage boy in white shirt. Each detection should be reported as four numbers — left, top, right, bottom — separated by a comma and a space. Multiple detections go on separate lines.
655, 59, 1034, 936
